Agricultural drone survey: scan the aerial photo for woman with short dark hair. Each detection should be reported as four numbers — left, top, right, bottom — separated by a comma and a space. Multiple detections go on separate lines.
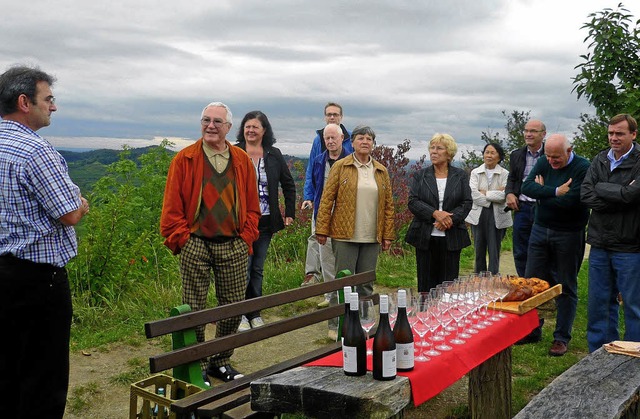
465, 142, 512, 274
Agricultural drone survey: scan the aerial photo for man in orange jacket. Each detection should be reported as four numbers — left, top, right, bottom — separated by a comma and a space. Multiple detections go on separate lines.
160, 101, 260, 383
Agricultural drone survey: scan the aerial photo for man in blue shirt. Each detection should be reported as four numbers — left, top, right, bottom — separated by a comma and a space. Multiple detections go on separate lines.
0, 65, 89, 418
300, 103, 352, 298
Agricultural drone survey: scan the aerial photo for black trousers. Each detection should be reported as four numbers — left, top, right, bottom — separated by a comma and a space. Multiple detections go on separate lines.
416, 237, 462, 292
0, 255, 72, 419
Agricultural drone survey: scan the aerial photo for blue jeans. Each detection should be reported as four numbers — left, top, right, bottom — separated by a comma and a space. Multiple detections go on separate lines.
525, 224, 585, 344
512, 201, 535, 277
587, 247, 640, 352
245, 232, 273, 320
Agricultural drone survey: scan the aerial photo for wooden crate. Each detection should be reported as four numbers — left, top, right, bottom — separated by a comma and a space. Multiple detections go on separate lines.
492, 284, 562, 314
130, 374, 202, 419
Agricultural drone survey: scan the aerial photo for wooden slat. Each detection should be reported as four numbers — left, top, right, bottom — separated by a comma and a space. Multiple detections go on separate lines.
150, 294, 380, 373
145, 270, 376, 338
150, 305, 342, 373
168, 342, 342, 415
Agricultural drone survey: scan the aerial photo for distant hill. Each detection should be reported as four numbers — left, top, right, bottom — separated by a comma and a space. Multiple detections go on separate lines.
59, 146, 161, 165
59, 146, 308, 195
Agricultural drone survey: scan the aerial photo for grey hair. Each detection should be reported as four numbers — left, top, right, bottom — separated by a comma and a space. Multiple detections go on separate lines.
202, 101, 233, 124
351, 125, 376, 141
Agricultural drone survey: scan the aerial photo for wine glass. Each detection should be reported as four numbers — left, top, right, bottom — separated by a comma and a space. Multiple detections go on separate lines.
388, 292, 398, 329
448, 291, 467, 345
400, 288, 414, 316
434, 298, 453, 352
421, 301, 442, 357
359, 298, 376, 355
413, 306, 431, 362
415, 293, 431, 348
492, 275, 511, 319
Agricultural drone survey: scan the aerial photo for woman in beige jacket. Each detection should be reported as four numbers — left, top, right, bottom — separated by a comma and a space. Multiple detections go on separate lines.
315, 125, 395, 298
465, 143, 512, 274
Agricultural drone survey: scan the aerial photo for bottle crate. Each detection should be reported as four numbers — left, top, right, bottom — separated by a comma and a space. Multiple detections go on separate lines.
130, 374, 202, 419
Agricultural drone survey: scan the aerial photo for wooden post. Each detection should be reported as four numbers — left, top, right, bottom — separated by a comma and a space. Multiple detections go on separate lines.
468, 347, 512, 419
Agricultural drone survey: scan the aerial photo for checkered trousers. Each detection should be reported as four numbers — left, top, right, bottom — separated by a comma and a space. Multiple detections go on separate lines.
179, 235, 248, 368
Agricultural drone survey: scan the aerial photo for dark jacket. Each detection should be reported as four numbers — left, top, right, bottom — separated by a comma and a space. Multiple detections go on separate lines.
505, 144, 545, 197
405, 165, 472, 251
521, 152, 590, 232
581, 142, 640, 252
236, 142, 296, 234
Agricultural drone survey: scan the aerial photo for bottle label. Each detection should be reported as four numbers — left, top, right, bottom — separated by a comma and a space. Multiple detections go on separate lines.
396, 342, 414, 369
343, 345, 358, 373
382, 349, 397, 377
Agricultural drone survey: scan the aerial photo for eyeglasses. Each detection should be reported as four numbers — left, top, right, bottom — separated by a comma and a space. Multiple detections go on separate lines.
325, 113, 341, 118
201, 117, 228, 127
523, 129, 544, 134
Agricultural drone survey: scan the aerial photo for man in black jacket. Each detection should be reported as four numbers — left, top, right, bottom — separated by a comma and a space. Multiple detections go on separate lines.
581, 113, 640, 353
505, 119, 546, 345
505, 119, 546, 276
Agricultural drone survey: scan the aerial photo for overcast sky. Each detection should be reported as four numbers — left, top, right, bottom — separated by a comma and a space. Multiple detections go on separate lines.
1, 0, 630, 158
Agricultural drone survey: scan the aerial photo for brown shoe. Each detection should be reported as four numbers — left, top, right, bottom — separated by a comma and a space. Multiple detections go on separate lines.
549, 340, 568, 356
301, 273, 320, 287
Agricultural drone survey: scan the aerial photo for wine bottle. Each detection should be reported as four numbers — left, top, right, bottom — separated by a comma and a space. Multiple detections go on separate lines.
373, 294, 397, 380
152, 387, 168, 418
343, 292, 367, 376
393, 289, 414, 371
340, 286, 352, 341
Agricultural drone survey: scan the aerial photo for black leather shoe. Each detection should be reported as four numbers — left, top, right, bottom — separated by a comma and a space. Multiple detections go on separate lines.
207, 364, 244, 382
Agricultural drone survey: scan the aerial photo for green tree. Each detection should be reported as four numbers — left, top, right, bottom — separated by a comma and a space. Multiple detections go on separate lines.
572, 3, 640, 120
461, 110, 530, 171
571, 113, 609, 161
68, 140, 176, 306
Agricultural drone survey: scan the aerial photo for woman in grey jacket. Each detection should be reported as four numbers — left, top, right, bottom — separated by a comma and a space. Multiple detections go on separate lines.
405, 133, 472, 292
465, 143, 512, 274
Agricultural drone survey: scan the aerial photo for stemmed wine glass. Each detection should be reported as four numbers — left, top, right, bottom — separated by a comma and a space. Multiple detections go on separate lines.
434, 297, 453, 351
400, 288, 414, 317
413, 295, 431, 362
448, 283, 468, 345
422, 301, 442, 358
491, 275, 511, 320
388, 292, 398, 329
359, 298, 376, 355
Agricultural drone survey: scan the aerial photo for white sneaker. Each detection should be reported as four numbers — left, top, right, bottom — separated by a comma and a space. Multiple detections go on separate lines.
317, 298, 330, 309
250, 317, 264, 328
238, 315, 251, 332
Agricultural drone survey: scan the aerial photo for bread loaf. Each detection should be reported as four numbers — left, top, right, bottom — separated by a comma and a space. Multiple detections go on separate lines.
503, 276, 550, 301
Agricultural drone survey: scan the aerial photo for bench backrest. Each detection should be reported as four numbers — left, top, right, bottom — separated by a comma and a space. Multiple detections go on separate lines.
144, 270, 378, 416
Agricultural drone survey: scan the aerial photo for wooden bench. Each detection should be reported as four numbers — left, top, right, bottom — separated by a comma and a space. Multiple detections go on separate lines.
513, 347, 640, 418
143, 270, 380, 419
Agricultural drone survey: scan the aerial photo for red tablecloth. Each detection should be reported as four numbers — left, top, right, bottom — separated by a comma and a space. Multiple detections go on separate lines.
306, 309, 539, 406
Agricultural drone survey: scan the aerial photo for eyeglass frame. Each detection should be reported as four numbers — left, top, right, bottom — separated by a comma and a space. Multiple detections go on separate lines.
201, 117, 230, 127
523, 129, 544, 134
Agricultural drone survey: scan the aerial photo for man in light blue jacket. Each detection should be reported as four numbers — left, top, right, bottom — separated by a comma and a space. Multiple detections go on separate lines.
300, 103, 352, 300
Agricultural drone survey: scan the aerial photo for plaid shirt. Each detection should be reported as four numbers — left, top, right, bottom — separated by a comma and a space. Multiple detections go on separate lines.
0, 120, 80, 267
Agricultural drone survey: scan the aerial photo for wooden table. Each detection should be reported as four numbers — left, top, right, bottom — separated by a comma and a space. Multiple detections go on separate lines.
251, 309, 539, 418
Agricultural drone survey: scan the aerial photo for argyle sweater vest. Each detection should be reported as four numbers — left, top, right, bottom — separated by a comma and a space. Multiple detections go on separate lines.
194, 152, 239, 239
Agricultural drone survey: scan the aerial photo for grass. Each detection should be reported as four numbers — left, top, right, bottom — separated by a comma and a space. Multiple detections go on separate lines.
69, 224, 592, 418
